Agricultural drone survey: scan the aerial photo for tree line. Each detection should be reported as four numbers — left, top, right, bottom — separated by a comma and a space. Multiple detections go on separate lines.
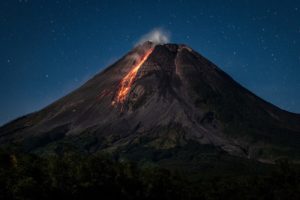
0, 149, 299, 200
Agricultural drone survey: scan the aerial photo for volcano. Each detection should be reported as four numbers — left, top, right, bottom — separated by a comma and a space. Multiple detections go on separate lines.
1, 42, 300, 165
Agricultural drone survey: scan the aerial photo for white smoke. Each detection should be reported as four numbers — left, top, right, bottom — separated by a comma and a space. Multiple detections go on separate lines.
136, 28, 170, 45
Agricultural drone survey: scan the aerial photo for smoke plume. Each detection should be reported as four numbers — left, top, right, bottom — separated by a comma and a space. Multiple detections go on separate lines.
137, 28, 170, 45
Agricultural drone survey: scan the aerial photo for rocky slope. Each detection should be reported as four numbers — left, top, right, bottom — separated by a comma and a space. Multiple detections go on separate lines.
1, 41, 299, 164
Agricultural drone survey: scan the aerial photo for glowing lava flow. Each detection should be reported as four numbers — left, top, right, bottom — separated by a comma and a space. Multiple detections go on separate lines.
114, 48, 154, 105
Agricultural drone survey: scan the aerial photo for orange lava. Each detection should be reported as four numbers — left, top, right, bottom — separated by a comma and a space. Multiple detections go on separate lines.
114, 48, 153, 104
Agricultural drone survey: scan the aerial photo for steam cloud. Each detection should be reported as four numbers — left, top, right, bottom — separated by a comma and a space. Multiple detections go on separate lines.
137, 28, 170, 45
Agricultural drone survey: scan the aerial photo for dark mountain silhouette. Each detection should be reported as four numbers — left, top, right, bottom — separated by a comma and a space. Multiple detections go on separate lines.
1, 41, 299, 165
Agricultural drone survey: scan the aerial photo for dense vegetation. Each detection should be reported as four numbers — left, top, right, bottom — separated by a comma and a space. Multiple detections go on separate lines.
0, 149, 299, 200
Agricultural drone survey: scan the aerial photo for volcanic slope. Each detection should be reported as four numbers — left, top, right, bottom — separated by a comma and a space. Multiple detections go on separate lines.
1, 41, 300, 165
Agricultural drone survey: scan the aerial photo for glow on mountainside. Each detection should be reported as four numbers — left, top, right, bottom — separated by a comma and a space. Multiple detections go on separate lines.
113, 48, 154, 105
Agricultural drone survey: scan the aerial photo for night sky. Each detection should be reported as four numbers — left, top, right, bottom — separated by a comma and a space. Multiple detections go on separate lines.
1, 0, 300, 125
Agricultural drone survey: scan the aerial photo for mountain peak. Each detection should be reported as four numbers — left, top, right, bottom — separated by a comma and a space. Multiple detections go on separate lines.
0, 41, 299, 163
138, 41, 192, 52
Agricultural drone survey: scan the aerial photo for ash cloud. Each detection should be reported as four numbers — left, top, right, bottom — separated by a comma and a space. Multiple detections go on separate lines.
136, 28, 170, 45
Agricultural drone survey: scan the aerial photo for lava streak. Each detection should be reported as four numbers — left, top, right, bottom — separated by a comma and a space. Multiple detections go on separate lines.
114, 48, 154, 104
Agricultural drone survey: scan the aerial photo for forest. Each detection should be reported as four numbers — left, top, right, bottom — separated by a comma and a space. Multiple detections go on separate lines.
0, 148, 299, 200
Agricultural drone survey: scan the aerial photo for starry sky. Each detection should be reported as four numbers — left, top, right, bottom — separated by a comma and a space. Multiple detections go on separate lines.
1, 0, 300, 125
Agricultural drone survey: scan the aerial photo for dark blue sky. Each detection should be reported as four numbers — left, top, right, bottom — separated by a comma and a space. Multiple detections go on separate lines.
1, 0, 300, 125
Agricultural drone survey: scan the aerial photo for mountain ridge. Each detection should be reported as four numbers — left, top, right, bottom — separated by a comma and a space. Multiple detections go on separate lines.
0, 41, 299, 164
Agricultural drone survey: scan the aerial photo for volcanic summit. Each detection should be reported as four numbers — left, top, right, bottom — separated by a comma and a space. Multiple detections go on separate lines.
1, 41, 299, 164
